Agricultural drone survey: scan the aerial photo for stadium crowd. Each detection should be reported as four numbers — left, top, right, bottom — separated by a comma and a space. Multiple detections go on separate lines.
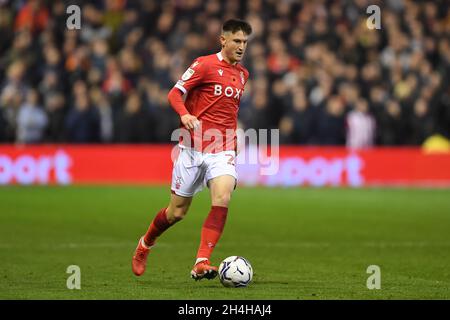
0, 0, 449, 148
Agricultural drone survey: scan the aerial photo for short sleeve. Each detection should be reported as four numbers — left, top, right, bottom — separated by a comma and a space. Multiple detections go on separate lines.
174, 58, 205, 94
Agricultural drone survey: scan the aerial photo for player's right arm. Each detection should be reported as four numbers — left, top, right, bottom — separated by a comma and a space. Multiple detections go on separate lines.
167, 88, 199, 129
167, 58, 205, 130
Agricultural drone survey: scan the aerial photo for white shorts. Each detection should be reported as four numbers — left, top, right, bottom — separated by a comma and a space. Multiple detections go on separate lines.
171, 145, 237, 197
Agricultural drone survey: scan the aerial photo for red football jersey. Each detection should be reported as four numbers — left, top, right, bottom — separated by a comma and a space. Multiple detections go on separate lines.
174, 52, 249, 152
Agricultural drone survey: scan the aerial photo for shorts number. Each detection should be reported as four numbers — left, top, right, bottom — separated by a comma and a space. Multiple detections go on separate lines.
225, 154, 235, 166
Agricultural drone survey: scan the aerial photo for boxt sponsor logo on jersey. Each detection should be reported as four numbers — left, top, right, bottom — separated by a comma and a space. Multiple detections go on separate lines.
213, 84, 243, 100
0, 150, 72, 185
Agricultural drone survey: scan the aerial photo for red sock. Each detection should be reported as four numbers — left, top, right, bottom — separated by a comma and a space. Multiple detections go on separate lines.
196, 206, 228, 261
143, 208, 173, 247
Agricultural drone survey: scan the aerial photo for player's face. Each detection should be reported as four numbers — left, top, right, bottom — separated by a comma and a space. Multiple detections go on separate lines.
221, 30, 248, 64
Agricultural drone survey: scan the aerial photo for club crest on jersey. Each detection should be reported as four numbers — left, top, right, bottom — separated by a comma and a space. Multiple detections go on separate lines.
175, 176, 183, 189
240, 71, 245, 85
218, 69, 223, 76
181, 68, 195, 81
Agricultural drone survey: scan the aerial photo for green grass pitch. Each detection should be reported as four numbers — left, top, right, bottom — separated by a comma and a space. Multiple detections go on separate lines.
1, 186, 449, 299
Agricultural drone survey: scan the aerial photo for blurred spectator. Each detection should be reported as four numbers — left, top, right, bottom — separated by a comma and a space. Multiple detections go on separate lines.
14, 0, 49, 34
378, 100, 407, 145
0, 7, 14, 57
117, 91, 150, 142
90, 39, 109, 75
39, 70, 63, 99
346, 98, 376, 149
90, 87, 114, 142
102, 57, 131, 109
289, 87, 315, 144
439, 87, 450, 137
16, 89, 48, 143
102, 0, 126, 37
44, 91, 66, 142
409, 98, 434, 145
368, 85, 388, 120
1, 29, 34, 72
279, 116, 294, 144
65, 94, 100, 143
315, 96, 346, 145
81, 4, 112, 43
1, 61, 28, 141
240, 89, 270, 131
0, 105, 7, 142
41, 45, 64, 79
269, 79, 290, 128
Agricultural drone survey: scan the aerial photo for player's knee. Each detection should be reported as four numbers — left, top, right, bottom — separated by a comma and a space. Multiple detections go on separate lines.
172, 208, 188, 222
167, 205, 189, 223
212, 192, 231, 207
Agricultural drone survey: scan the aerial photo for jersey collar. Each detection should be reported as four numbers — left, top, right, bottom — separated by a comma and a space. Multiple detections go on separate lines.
216, 51, 238, 66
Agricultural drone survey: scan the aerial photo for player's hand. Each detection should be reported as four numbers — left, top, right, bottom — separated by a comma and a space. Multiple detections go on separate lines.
181, 114, 200, 130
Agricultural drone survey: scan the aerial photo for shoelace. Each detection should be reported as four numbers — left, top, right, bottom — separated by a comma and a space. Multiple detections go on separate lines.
135, 248, 148, 261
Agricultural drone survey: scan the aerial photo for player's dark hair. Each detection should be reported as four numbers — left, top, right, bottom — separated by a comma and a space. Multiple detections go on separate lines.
222, 19, 252, 35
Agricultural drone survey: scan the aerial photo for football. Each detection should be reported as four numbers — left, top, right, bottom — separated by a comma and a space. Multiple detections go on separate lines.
218, 256, 253, 287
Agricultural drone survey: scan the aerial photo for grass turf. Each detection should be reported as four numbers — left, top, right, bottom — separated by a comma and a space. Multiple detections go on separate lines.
0, 186, 449, 299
